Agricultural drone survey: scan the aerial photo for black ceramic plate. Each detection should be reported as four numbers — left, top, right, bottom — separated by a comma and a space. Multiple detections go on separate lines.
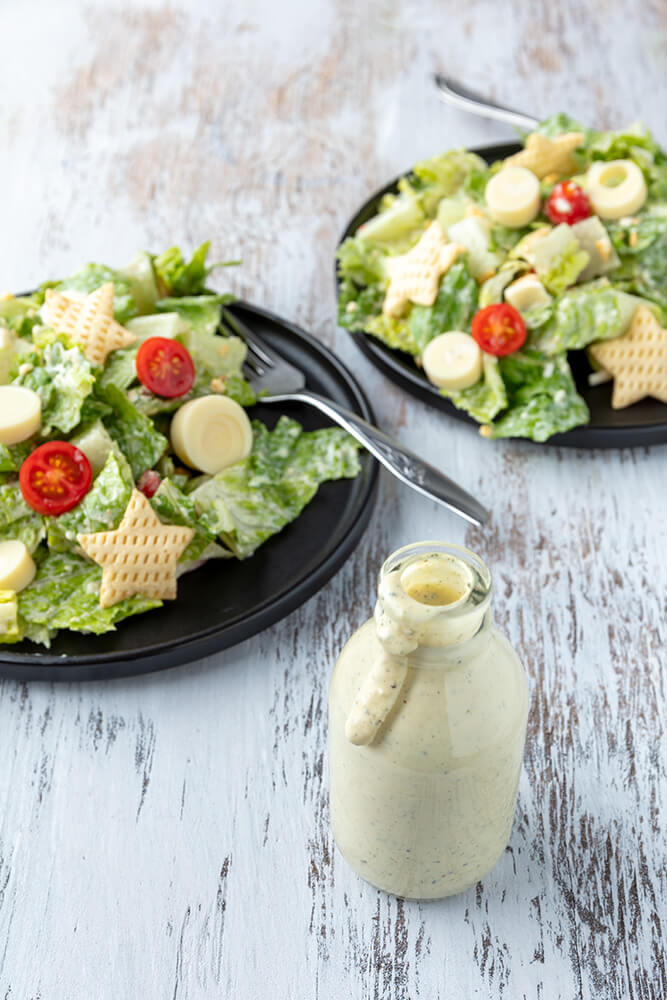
0, 303, 378, 681
338, 142, 667, 449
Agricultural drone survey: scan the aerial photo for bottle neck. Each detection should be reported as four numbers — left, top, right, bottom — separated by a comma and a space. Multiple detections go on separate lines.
374, 542, 492, 662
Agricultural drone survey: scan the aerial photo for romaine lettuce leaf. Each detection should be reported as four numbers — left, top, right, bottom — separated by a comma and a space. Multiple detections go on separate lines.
355, 189, 425, 250
0, 590, 20, 643
0, 483, 45, 561
0, 483, 35, 529
191, 417, 361, 559
441, 354, 507, 424
530, 285, 629, 354
337, 237, 387, 287
49, 264, 139, 324
409, 150, 487, 216
337, 278, 386, 334
365, 313, 418, 355
0, 516, 45, 553
408, 259, 478, 353
46, 451, 132, 553
150, 478, 228, 563
606, 207, 667, 312
16, 551, 161, 638
12, 335, 95, 434
157, 294, 232, 336
94, 383, 167, 478
0, 440, 32, 473
487, 350, 589, 441
152, 242, 236, 297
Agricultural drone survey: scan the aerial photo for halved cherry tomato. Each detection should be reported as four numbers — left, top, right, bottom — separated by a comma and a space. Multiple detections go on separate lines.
136, 337, 195, 398
545, 180, 591, 226
137, 469, 161, 498
19, 441, 92, 516
471, 304, 526, 357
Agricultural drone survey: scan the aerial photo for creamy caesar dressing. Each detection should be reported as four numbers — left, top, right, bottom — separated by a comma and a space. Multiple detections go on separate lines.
329, 543, 528, 900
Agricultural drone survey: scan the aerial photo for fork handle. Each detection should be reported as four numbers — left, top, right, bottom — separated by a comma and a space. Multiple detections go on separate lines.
263, 390, 489, 526
434, 74, 539, 131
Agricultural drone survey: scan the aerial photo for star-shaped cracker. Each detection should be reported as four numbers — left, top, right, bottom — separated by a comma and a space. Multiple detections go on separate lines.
42, 282, 136, 366
78, 489, 194, 608
383, 221, 463, 317
506, 131, 584, 179
589, 305, 667, 409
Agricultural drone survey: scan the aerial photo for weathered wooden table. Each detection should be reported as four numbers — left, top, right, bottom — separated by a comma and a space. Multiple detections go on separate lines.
0, 1, 665, 997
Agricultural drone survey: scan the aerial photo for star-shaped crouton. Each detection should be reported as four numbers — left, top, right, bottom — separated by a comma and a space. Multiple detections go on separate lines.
506, 131, 584, 179
78, 489, 194, 608
383, 221, 463, 318
43, 282, 136, 366
589, 305, 667, 409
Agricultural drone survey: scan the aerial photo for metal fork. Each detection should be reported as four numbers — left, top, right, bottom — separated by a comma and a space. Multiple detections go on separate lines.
221, 308, 489, 527
433, 74, 539, 131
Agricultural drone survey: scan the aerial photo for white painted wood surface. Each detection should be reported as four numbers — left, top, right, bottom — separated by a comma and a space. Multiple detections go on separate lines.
0, 1, 665, 996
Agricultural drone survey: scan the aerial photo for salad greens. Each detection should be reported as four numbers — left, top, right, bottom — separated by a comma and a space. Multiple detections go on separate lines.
337, 118, 666, 441
0, 244, 361, 647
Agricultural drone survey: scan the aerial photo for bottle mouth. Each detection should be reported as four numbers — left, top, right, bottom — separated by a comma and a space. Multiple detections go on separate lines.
377, 542, 492, 647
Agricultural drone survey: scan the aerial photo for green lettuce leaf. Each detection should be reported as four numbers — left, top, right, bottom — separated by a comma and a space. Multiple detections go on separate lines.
12, 335, 95, 434
409, 149, 487, 216
606, 207, 667, 312
0, 590, 20, 643
46, 451, 132, 553
530, 285, 629, 354
0, 295, 42, 338
0, 483, 35, 529
0, 516, 45, 553
95, 383, 167, 478
150, 478, 229, 563
157, 294, 232, 336
365, 313, 418, 355
48, 264, 139, 324
152, 242, 237, 297
0, 440, 33, 473
441, 354, 507, 424
487, 350, 589, 441
336, 237, 387, 287
191, 417, 361, 559
408, 259, 478, 353
16, 551, 161, 638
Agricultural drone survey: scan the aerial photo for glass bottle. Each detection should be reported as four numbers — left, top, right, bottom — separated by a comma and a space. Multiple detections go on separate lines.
328, 541, 528, 900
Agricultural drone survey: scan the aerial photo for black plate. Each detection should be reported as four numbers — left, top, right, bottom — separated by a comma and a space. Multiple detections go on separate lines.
338, 142, 667, 449
0, 302, 378, 681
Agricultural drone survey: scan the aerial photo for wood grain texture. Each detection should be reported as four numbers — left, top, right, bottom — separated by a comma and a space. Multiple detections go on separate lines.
0, 1, 665, 997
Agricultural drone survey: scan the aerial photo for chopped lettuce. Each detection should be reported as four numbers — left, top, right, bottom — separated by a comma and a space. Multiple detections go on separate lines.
157, 294, 233, 336
95, 384, 167, 478
365, 313, 418, 355
150, 478, 228, 564
356, 189, 425, 250
408, 149, 487, 216
441, 354, 507, 424
12, 334, 95, 434
606, 207, 667, 312
191, 417, 361, 559
487, 351, 589, 442
152, 242, 236, 297
49, 263, 139, 324
0, 590, 20, 643
0, 482, 45, 556
408, 260, 478, 353
530, 285, 632, 354
46, 452, 132, 553
16, 551, 161, 640
337, 237, 387, 287
528, 225, 589, 295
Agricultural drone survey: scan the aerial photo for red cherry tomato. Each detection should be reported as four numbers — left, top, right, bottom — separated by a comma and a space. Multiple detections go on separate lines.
19, 441, 92, 516
137, 469, 161, 499
136, 337, 195, 398
545, 180, 591, 226
471, 304, 526, 357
